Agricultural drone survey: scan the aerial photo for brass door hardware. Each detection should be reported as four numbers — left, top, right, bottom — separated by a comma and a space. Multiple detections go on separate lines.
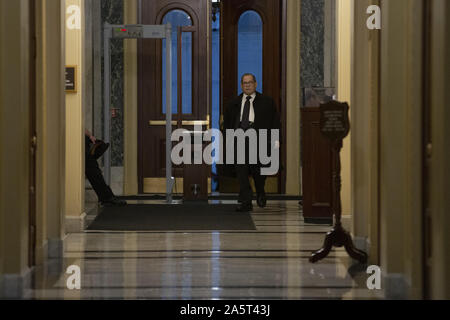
149, 115, 210, 129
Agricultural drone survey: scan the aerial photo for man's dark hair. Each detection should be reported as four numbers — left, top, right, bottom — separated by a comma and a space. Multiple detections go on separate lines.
241, 73, 257, 83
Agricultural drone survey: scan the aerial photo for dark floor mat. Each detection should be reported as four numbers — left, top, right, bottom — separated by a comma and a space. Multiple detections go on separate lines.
87, 204, 256, 231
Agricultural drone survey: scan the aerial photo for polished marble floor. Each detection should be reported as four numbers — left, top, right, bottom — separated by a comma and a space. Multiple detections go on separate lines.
26, 200, 384, 299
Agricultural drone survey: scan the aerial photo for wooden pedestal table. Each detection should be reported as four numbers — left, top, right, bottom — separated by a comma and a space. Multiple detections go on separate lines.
310, 101, 368, 264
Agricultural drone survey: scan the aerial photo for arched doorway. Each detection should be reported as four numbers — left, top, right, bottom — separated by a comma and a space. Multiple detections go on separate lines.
138, 0, 210, 194
220, 0, 284, 194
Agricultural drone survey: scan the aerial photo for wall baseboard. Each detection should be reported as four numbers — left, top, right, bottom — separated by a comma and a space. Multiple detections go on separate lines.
48, 238, 64, 259
383, 272, 410, 299
354, 236, 370, 254
36, 239, 48, 265
0, 268, 33, 299
65, 212, 87, 233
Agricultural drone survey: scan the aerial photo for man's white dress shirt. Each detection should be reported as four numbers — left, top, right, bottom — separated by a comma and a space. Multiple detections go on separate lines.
240, 93, 256, 123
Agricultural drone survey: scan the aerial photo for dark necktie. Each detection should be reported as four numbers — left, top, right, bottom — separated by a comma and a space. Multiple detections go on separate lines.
241, 96, 252, 130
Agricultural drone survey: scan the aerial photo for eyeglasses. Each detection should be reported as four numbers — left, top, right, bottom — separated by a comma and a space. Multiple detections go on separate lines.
242, 81, 255, 85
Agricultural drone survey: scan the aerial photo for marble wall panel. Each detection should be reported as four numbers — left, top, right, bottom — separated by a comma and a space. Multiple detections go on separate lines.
301, 0, 325, 89
102, 0, 124, 166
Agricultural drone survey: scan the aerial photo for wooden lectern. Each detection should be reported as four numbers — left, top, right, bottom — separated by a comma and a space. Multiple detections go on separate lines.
301, 107, 333, 224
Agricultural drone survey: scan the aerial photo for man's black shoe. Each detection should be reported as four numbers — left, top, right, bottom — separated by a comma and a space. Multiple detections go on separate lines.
101, 197, 127, 207
257, 193, 267, 208
89, 140, 110, 160
235, 203, 253, 212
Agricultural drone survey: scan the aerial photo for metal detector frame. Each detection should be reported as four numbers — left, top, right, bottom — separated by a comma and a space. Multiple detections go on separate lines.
103, 23, 175, 203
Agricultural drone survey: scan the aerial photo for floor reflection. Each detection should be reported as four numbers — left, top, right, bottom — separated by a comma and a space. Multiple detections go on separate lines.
26, 201, 382, 300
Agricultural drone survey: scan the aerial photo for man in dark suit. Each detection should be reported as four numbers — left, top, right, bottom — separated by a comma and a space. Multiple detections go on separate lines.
223, 74, 281, 212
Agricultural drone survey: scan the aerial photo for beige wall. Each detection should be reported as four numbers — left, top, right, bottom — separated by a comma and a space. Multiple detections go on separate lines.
430, 0, 450, 300
0, 0, 31, 276
351, 0, 380, 262
123, 0, 138, 195
336, 0, 353, 215
285, 0, 301, 195
65, 0, 85, 218
36, 0, 66, 261
0, 0, 65, 283
350, 0, 450, 298
352, 0, 425, 298
0, 0, 5, 281
378, 0, 424, 298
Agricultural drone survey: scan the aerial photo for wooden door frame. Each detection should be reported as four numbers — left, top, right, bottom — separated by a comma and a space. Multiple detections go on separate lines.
28, 0, 37, 267
421, 0, 432, 300
280, 0, 287, 194
219, 0, 287, 194
137, 0, 210, 193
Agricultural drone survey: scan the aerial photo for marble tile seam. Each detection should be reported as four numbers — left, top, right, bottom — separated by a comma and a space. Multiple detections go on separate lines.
41, 285, 358, 290
64, 249, 341, 253
60, 255, 344, 260
79, 231, 330, 235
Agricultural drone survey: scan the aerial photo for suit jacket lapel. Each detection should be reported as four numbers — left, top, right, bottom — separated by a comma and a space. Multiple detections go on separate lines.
234, 94, 244, 129
253, 92, 262, 126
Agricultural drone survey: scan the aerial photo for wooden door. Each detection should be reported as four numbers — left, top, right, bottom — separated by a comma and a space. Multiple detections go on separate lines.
220, 0, 283, 193
138, 0, 210, 193
28, 0, 37, 267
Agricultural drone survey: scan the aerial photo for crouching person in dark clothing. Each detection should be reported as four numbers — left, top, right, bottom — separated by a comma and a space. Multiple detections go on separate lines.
85, 129, 126, 207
